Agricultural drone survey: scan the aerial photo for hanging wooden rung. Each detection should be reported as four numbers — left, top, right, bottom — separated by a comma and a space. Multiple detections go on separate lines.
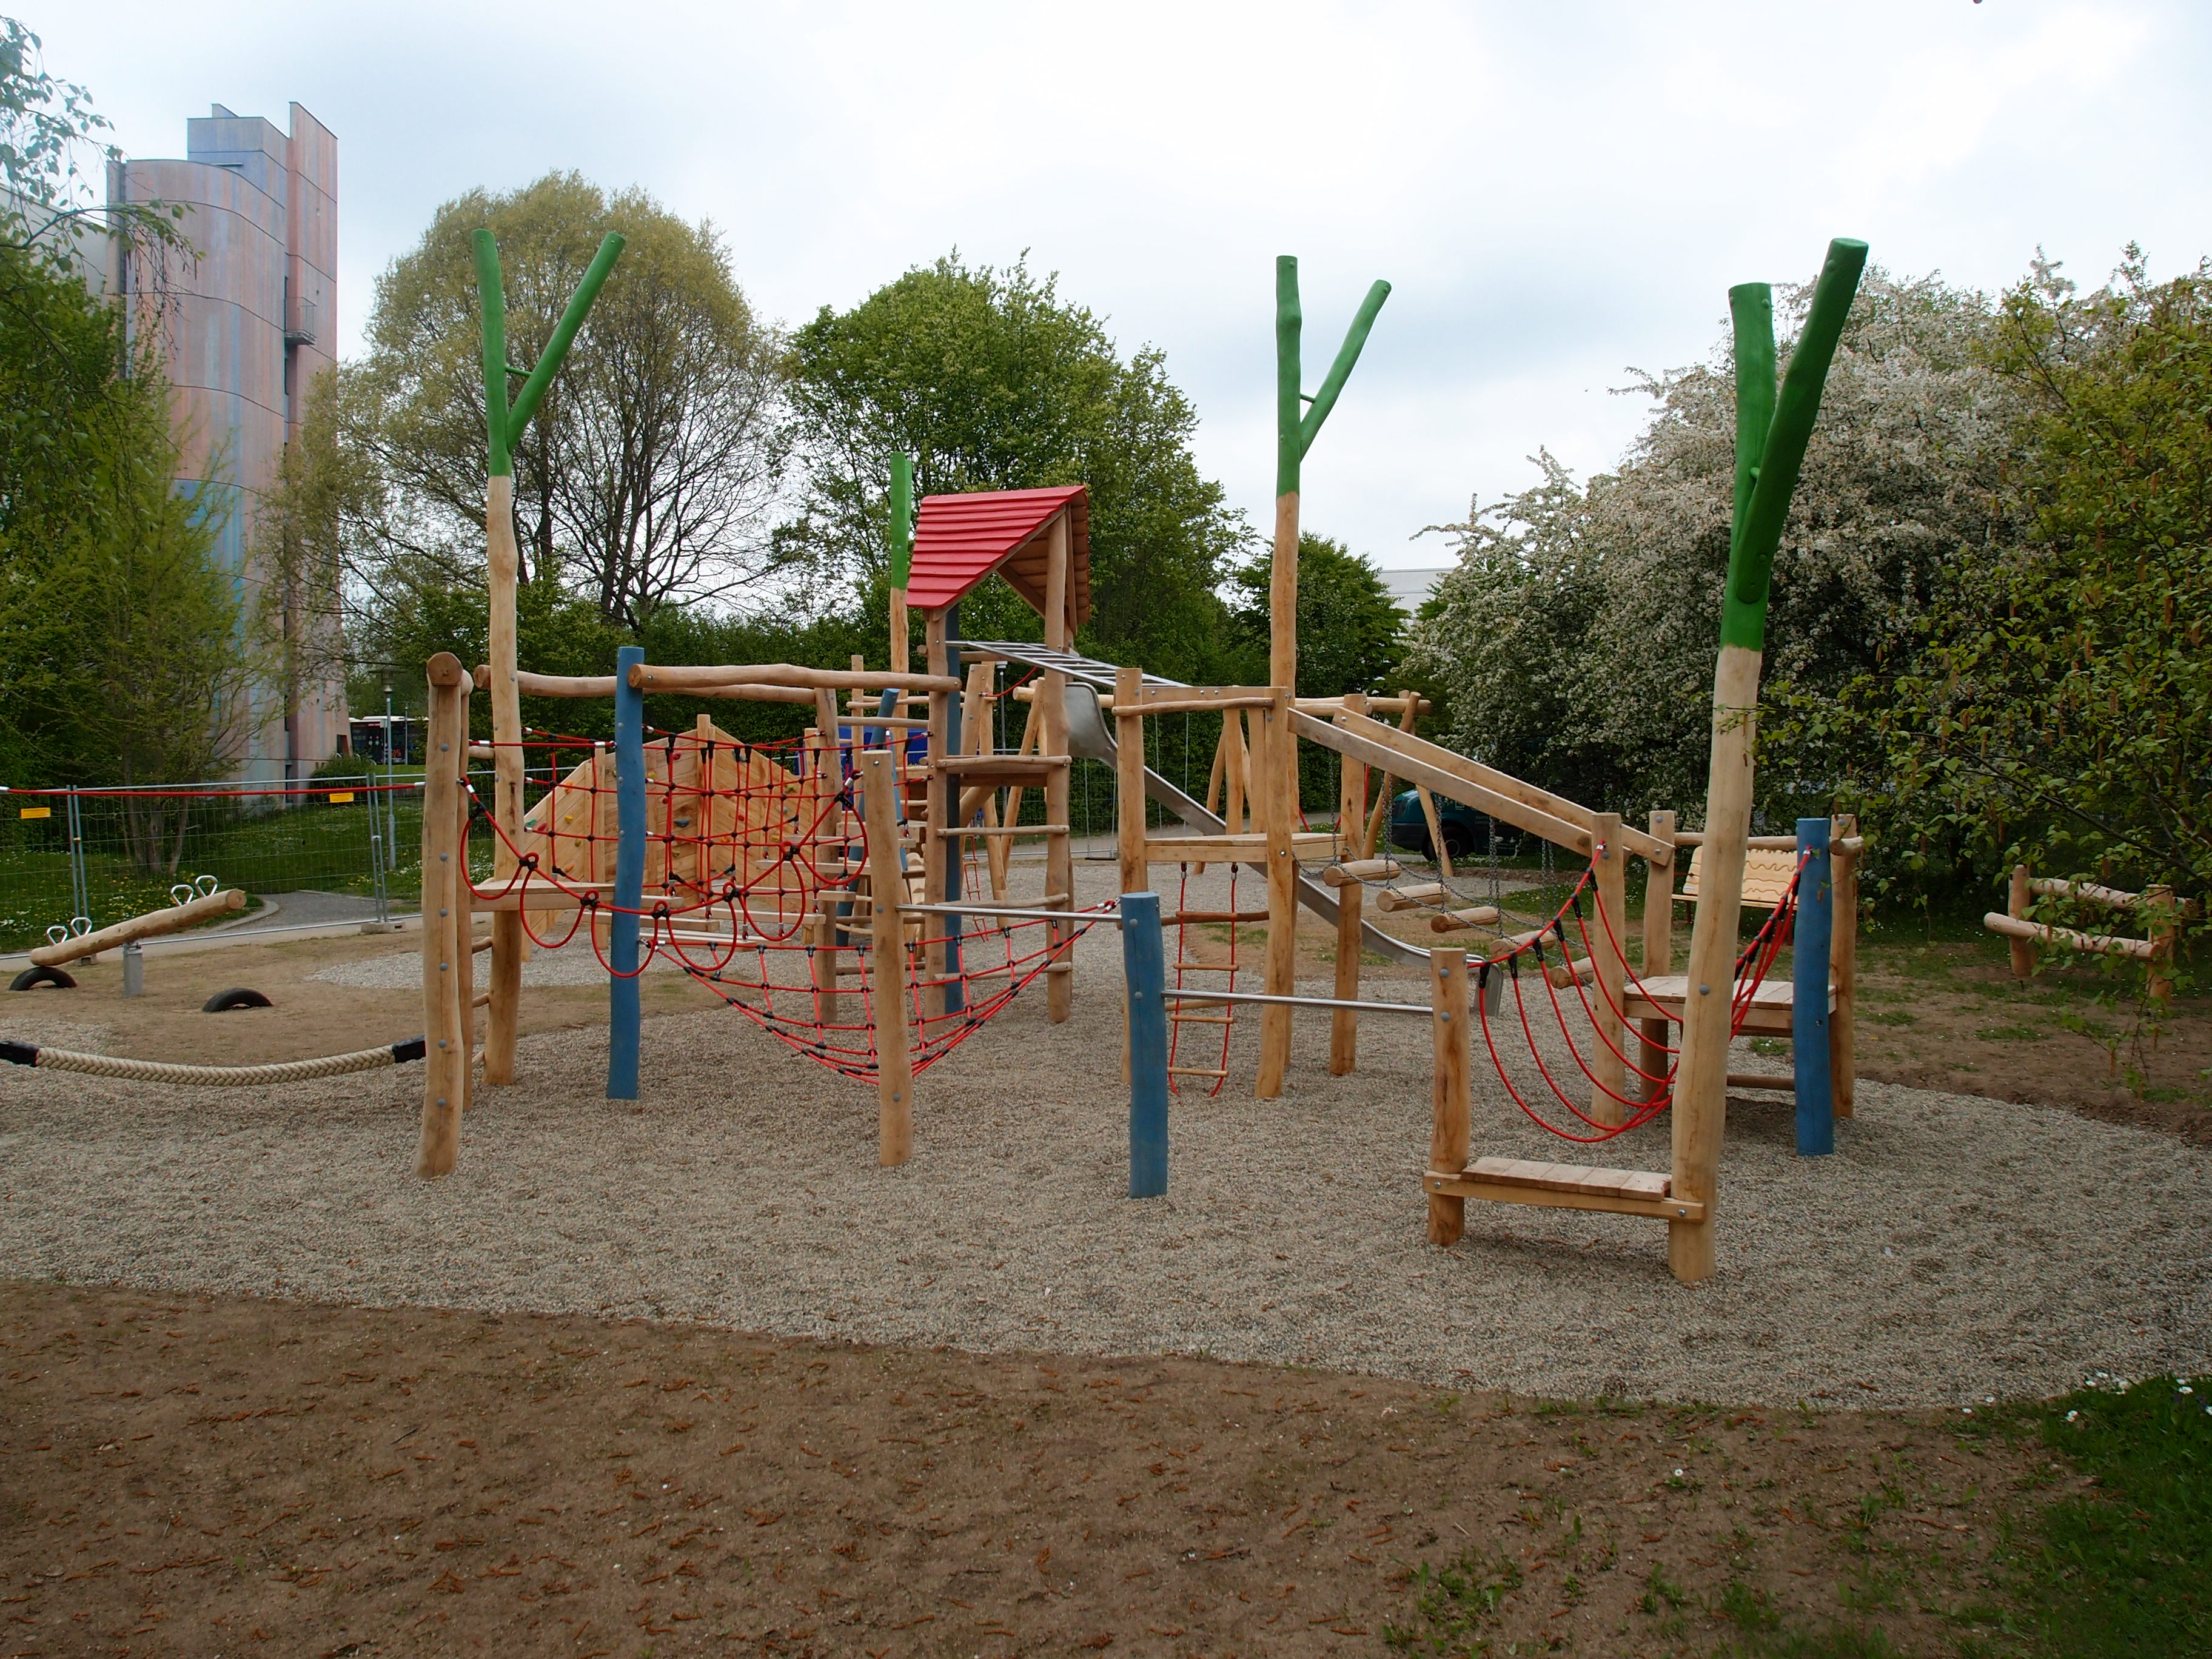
1168, 1066, 1230, 1078
1323, 857, 1403, 887
1378, 882, 1449, 912
1168, 1013, 1232, 1026
1428, 905, 1503, 933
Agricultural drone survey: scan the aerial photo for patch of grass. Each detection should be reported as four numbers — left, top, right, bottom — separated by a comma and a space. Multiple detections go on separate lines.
1989, 1372, 2212, 1656
1973, 1024, 2049, 1042
1382, 1547, 1523, 1654
1864, 1010, 1919, 1027
1721, 1626, 1906, 1658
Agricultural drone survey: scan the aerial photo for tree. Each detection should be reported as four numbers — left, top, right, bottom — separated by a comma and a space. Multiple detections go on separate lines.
360, 172, 786, 625
0, 240, 255, 798
786, 254, 1250, 681
1410, 267, 2025, 815
1228, 534, 1404, 696
1807, 252, 2212, 911
0, 18, 181, 267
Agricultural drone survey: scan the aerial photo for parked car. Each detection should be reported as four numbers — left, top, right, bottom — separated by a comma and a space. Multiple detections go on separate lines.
1386, 789, 1519, 862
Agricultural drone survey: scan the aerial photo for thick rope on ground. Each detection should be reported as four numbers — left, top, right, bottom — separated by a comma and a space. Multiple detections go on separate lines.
3, 1037, 424, 1087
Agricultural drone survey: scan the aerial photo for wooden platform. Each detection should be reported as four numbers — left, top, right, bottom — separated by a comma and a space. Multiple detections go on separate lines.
934, 754, 1071, 780
1424, 1156, 1704, 1222
1622, 973, 1833, 1037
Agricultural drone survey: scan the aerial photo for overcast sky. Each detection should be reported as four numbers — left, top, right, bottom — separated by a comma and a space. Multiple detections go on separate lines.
32, 1, 2212, 569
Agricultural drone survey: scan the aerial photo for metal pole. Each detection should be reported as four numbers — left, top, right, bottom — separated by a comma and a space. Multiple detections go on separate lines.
65, 786, 89, 927
1792, 817, 1834, 1156
367, 770, 389, 926
1122, 890, 1169, 1199
384, 683, 398, 871
608, 645, 645, 1101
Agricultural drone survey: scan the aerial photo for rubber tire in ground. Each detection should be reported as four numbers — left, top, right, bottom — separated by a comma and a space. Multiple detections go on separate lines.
1441, 825, 1475, 862
8, 965, 76, 991
201, 987, 273, 1013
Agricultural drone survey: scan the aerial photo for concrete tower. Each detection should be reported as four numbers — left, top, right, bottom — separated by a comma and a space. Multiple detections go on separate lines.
110, 102, 341, 783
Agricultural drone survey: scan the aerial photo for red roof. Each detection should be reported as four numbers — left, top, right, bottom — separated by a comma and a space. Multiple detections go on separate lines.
907, 486, 1090, 632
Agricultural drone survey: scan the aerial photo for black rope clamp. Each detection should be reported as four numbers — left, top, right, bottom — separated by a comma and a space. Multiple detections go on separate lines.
581, 893, 600, 911
1476, 960, 1491, 993
520, 851, 539, 871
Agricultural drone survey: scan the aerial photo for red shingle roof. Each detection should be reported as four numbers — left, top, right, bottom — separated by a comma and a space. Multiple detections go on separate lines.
906, 486, 1090, 632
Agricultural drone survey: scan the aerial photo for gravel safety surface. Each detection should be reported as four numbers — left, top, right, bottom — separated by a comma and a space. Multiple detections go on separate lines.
4, 843, 2207, 1412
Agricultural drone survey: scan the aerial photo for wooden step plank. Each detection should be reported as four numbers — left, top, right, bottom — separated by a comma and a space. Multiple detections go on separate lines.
935, 754, 1073, 778
1423, 1156, 1704, 1222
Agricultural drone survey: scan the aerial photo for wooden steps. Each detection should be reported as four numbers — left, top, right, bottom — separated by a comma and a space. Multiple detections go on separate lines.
1424, 1156, 1704, 1222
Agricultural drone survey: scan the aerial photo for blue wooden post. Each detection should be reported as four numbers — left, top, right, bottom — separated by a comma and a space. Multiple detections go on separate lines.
1792, 816, 1834, 1155
608, 645, 645, 1101
1121, 890, 1170, 1198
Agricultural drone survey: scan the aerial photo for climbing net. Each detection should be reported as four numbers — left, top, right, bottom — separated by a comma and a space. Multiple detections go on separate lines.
1330, 844, 1806, 1144
461, 725, 1107, 1087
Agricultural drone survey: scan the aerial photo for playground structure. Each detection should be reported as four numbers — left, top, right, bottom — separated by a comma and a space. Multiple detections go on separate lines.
1985, 866, 2187, 1004
421, 238, 1874, 1285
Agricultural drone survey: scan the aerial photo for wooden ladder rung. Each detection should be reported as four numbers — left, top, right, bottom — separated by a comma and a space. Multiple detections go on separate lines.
1170, 1013, 1232, 1026
1168, 1066, 1230, 1078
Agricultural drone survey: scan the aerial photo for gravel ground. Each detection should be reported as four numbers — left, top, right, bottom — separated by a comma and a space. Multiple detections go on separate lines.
3, 860, 2205, 1410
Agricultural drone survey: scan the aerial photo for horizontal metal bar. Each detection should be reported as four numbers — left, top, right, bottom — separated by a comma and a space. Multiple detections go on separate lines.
1159, 988, 1434, 1016
898, 902, 1114, 925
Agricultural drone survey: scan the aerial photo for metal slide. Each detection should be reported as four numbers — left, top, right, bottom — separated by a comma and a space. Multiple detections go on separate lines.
953, 642, 1429, 967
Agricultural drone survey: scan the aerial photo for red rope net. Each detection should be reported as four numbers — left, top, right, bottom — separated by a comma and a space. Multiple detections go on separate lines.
1468, 853, 1805, 1144
462, 725, 1104, 1087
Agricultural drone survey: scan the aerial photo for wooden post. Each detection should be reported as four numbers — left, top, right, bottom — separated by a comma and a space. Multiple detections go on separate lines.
1591, 811, 1627, 1127
1671, 241, 1865, 1283
1115, 666, 1147, 899
1331, 695, 1369, 1075
1361, 689, 1423, 859
861, 749, 914, 1166
484, 474, 526, 1086
454, 699, 475, 1114
2006, 863, 2036, 979
2145, 885, 2177, 1005
1256, 688, 1298, 1098
415, 652, 469, 1179
1042, 511, 1074, 1022
1669, 648, 1757, 1282
1223, 711, 1248, 836
1122, 890, 1170, 1199
1427, 947, 1470, 1246
1792, 817, 1835, 1156
1829, 813, 1857, 1118
608, 645, 645, 1102
1641, 809, 1677, 1100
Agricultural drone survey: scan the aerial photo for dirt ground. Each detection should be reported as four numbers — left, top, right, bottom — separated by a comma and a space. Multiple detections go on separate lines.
1, 1281, 2056, 1659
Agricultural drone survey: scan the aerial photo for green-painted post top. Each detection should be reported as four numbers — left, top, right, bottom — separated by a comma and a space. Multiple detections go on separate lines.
474, 229, 626, 478
1727, 283, 1775, 562
1275, 256, 1303, 498
474, 230, 511, 477
1718, 238, 1869, 653
1274, 256, 1390, 498
888, 453, 914, 588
